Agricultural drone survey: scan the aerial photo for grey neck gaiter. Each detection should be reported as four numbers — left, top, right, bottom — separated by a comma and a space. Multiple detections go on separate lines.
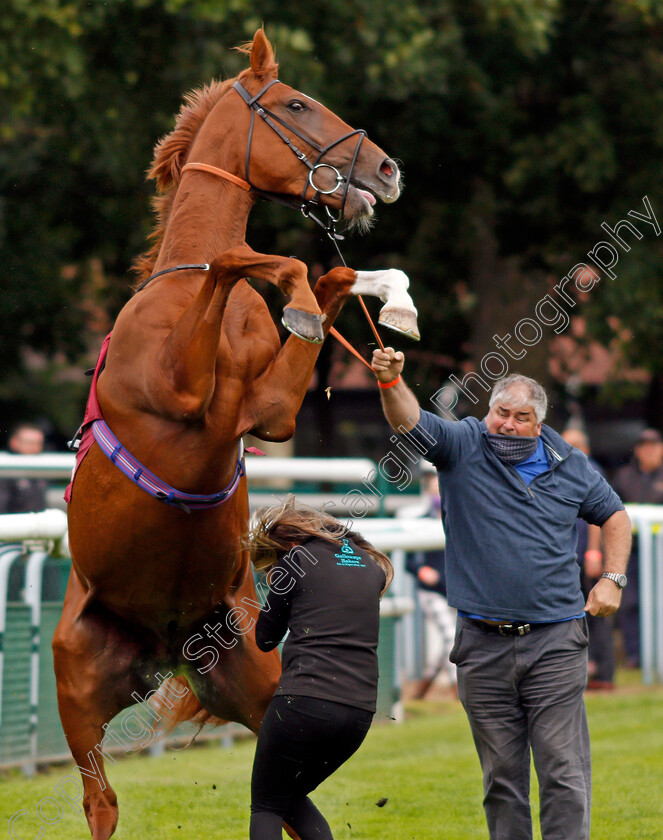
487, 433, 540, 465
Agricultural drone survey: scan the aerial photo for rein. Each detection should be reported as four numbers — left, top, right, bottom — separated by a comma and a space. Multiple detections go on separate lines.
135, 262, 210, 293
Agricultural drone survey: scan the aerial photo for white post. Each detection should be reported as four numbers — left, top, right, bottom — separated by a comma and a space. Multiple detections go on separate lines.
624, 504, 663, 685
655, 530, 663, 683
23, 548, 50, 776
636, 516, 654, 685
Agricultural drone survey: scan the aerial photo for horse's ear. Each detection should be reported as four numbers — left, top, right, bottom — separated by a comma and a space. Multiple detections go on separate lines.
250, 28, 278, 79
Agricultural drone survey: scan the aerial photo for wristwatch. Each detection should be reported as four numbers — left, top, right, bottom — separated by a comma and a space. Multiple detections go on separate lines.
601, 572, 628, 589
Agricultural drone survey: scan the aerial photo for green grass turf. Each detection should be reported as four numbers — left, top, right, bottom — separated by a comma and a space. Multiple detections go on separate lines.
2, 680, 663, 839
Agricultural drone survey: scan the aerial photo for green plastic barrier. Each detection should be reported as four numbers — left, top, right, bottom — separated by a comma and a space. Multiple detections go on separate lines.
37, 602, 69, 760
0, 603, 32, 767
376, 612, 398, 720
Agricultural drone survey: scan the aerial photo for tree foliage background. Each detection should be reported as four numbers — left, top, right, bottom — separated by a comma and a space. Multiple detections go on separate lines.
2, 0, 663, 449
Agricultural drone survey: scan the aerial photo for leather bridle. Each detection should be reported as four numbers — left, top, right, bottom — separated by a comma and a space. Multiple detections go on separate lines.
230, 78, 366, 240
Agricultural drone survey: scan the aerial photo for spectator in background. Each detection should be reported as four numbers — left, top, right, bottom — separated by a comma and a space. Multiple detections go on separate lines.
0, 423, 48, 514
612, 428, 663, 668
562, 428, 616, 690
405, 462, 457, 699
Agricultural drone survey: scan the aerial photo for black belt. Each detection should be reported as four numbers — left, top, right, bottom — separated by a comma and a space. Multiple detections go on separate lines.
467, 617, 535, 636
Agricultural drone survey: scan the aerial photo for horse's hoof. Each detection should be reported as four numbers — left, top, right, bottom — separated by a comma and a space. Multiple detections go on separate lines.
378, 307, 420, 341
282, 308, 325, 343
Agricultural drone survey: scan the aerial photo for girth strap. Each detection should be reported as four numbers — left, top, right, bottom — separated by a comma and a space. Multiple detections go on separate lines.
92, 420, 245, 514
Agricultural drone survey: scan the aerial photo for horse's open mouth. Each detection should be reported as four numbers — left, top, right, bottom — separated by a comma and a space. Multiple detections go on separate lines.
355, 186, 377, 208
345, 183, 377, 218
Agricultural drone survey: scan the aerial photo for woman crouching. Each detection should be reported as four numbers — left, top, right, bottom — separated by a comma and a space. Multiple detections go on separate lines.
245, 498, 393, 840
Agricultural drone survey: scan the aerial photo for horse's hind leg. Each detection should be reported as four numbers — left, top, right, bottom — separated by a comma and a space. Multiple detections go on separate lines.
52, 571, 151, 840
183, 571, 282, 733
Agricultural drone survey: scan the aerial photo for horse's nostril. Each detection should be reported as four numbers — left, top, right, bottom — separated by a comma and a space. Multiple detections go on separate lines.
380, 160, 394, 179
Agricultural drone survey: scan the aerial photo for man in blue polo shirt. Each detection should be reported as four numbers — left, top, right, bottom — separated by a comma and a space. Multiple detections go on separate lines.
371, 348, 631, 840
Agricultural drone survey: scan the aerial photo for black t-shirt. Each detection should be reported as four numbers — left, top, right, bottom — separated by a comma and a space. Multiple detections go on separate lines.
0, 477, 48, 514
613, 462, 663, 505
255, 535, 386, 713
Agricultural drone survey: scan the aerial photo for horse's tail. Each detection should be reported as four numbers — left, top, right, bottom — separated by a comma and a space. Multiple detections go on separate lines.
153, 675, 226, 734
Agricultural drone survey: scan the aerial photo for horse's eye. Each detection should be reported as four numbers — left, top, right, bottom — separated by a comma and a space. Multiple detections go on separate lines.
287, 100, 306, 113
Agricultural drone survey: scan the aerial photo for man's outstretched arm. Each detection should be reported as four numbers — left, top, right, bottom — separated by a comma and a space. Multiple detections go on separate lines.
371, 347, 421, 433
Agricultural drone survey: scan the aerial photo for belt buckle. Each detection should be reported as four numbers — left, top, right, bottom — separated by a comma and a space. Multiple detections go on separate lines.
498, 623, 531, 636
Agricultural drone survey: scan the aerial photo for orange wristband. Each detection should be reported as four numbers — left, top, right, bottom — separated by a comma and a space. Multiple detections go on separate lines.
378, 374, 401, 389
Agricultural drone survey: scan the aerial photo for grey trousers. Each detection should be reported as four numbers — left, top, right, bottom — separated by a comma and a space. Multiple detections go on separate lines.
451, 616, 591, 840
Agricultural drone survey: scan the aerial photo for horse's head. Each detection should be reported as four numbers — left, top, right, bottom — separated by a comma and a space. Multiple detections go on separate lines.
190, 29, 402, 231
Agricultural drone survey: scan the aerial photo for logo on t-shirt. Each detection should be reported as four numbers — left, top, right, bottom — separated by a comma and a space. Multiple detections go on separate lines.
335, 539, 366, 567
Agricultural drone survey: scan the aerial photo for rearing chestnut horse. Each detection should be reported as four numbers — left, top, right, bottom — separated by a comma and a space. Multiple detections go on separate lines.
54, 29, 417, 840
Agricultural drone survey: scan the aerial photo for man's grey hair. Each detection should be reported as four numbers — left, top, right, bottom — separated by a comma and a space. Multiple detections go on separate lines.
489, 374, 548, 423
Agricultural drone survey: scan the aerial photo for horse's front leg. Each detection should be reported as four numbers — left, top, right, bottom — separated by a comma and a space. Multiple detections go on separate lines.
352, 268, 420, 340
217, 244, 326, 343
157, 245, 327, 419
157, 259, 240, 419
242, 266, 420, 439
241, 267, 357, 440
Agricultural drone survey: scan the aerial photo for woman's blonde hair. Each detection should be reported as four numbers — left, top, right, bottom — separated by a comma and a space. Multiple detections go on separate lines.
244, 496, 393, 596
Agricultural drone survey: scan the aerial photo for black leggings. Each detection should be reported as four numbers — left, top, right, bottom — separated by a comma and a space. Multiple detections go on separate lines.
250, 694, 373, 840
